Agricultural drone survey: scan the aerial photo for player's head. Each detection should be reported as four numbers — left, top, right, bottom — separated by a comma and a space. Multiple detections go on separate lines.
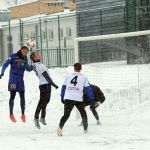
74, 63, 82, 72
30, 52, 41, 62
20, 46, 29, 56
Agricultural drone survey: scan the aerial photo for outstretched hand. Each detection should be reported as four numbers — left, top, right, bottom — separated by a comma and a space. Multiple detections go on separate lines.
55, 85, 59, 89
61, 98, 65, 104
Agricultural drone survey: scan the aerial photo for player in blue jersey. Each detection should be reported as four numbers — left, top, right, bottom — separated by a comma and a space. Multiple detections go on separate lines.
0, 46, 33, 123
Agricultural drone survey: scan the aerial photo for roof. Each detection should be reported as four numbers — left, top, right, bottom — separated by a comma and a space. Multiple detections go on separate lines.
0, 10, 76, 29
9, 0, 38, 8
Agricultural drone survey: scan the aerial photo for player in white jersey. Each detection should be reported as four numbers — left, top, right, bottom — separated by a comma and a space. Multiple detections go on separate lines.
30, 52, 58, 129
57, 63, 94, 136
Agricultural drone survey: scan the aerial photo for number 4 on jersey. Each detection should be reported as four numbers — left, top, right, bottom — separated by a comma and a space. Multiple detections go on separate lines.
70, 76, 78, 86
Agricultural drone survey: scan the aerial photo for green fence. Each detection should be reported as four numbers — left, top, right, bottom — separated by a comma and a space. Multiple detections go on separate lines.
29, 48, 74, 68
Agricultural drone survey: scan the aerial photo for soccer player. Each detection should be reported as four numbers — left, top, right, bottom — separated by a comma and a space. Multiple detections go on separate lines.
57, 63, 94, 136
0, 46, 33, 122
30, 52, 58, 129
83, 84, 105, 125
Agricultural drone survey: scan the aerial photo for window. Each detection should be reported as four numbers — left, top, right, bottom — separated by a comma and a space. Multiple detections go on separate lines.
66, 27, 72, 39
48, 3, 53, 7
24, 32, 29, 39
48, 29, 54, 40
30, 32, 35, 38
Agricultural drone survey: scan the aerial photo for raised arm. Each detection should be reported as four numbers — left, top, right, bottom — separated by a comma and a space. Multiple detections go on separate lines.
0, 56, 12, 77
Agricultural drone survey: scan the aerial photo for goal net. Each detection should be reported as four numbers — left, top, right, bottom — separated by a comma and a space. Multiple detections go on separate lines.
74, 30, 150, 122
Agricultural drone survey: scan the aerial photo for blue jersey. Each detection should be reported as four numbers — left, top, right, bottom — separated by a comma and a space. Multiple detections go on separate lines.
1, 52, 31, 76
1, 51, 32, 92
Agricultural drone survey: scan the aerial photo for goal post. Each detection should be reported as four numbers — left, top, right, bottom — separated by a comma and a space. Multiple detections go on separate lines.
74, 30, 150, 121
74, 30, 150, 63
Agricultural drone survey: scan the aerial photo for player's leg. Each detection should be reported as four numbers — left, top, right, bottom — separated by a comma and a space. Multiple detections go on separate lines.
34, 90, 44, 129
76, 102, 88, 133
40, 91, 51, 125
17, 76, 26, 122
8, 75, 17, 122
40, 84, 51, 125
19, 91, 26, 122
90, 104, 101, 125
9, 91, 16, 115
57, 100, 74, 136
19, 92, 25, 115
79, 103, 89, 126
9, 91, 17, 122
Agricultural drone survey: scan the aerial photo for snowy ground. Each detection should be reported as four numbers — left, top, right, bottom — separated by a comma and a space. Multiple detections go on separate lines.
0, 61, 150, 150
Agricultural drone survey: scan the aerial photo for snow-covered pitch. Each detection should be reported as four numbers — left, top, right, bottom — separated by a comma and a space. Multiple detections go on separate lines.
0, 62, 150, 150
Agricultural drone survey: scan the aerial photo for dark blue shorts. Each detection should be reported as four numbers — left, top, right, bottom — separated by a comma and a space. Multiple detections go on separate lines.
8, 74, 25, 92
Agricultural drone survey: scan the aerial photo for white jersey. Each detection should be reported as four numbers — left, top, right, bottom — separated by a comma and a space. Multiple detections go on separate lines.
33, 62, 51, 85
63, 72, 90, 102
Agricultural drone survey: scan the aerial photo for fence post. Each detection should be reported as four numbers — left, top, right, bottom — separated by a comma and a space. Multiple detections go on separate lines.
21, 20, 24, 45
100, 10, 104, 62
44, 19, 48, 49
19, 19, 23, 46
8, 20, 13, 55
58, 15, 61, 67
39, 17, 43, 62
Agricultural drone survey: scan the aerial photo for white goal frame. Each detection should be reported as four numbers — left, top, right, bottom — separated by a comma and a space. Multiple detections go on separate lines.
74, 30, 150, 62
74, 30, 150, 120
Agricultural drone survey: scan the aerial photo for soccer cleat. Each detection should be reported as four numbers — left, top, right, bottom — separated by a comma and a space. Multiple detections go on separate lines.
39, 118, 47, 125
57, 127, 62, 136
10, 114, 17, 123
34, 118, 40, 129
97, 120, 101, 125
21, 114, 26, 123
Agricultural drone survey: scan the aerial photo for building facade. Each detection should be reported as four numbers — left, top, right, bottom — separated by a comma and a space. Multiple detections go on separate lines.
9, 0, 76, 19
1, 11, 76, 67
0, 10, 10, 22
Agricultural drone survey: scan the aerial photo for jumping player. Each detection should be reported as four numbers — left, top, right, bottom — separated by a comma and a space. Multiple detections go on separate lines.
0, 46, 33, 122
30, 52, 58, 129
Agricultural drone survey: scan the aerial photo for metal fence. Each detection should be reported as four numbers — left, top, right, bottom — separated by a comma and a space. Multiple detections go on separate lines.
76, 2, 150, 64
4, 2, 150, 67
28, 48, 74, 67
5, 12, 76, 67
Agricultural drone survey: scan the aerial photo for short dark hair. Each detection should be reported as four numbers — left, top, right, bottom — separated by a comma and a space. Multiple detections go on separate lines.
74, 63, 82, 72
30, 52, 36, 61
20, 46, 29, 51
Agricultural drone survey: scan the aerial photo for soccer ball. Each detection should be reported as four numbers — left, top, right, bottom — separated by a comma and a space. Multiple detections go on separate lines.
26, 39, 36, 48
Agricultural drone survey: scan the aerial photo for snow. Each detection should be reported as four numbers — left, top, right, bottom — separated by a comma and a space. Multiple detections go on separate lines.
0, 61, 150, 150
0, 0, 10, 10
